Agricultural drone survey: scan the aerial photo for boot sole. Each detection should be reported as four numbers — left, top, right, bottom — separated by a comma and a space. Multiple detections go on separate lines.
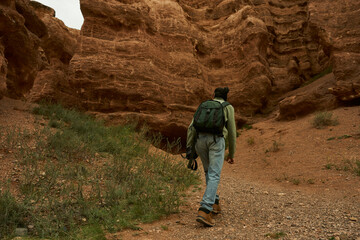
196, 215, 214, 227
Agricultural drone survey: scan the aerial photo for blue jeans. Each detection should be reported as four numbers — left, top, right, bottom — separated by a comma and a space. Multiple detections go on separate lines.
195, 133, 225, 212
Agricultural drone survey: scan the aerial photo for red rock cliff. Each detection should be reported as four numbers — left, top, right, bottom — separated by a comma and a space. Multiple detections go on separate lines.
71, 0, 359, 141
1, 0, 359, 144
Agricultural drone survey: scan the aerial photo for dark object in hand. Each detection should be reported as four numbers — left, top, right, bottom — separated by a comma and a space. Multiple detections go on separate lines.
185, 146, 198, 171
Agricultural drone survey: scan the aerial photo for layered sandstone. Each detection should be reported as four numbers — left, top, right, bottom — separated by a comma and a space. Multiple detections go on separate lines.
71, 0, 337, 141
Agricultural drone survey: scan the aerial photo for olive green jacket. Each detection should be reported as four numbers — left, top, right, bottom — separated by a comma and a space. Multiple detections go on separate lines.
186, 97, 237, 159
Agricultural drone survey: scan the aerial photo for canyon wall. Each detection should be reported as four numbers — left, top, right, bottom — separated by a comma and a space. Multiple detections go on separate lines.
70, 0, 338, 140
1, 0, 359, 143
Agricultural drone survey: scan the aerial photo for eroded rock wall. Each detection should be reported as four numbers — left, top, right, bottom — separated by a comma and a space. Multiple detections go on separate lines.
28, 1, 80, 106
71, 0, 339, 140
0, 44, 7, 100
71, 0, 211, 140
309, 0, 360, 101
0, 0, 79, 104
71, 0, 277, 141
278, 0, 360, 119
0, 0, 45, 99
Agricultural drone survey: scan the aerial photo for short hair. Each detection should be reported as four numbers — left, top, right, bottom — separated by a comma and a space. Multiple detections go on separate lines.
214, 87, 229, 101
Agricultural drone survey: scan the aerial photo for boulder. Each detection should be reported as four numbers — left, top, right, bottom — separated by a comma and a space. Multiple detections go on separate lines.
278, 73, 338, 120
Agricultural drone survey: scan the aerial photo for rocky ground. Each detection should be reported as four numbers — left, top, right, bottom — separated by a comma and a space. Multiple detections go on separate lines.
1, 97, 360, 240
115, 106, 360, 240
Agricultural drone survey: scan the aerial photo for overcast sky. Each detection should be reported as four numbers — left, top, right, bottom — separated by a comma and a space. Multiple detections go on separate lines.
31, 0, 84, 29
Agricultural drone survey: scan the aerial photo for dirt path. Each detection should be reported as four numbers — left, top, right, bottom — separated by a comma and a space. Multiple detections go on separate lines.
115, 166, 360, 240
114, 106, 360, 240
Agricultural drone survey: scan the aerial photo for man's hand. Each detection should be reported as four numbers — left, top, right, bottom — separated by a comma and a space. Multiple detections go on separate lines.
226, 156, 234, 164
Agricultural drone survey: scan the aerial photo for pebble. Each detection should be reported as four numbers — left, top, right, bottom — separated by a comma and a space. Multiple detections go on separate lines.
349, 217, 358, 221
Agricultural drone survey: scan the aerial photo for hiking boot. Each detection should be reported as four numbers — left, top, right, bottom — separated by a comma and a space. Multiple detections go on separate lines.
212, 203, 221, 214
212, 199, 221, 214
196, 208, 215, 227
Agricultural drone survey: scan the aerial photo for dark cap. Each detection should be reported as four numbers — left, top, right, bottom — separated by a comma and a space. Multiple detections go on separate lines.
214, 87, 229, 101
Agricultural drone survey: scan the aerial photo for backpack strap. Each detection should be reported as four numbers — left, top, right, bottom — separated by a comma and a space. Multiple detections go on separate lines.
221, 101, 230, 108
221, 101, 230, 129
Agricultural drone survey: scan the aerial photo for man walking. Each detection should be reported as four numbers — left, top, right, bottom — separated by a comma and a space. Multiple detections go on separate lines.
186, 87, 236, 227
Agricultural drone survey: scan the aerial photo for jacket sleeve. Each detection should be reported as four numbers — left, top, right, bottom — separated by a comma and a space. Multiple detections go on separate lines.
226, 105, 236, 158
186, 119, 196, 149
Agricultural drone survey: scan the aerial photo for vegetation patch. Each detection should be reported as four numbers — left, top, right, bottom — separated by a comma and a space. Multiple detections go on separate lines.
0, 103, 199, 239
324, 157, 360, 177
312, 112, 339, 129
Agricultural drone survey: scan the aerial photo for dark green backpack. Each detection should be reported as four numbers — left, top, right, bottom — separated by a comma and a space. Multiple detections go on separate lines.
193, 100, 230, 135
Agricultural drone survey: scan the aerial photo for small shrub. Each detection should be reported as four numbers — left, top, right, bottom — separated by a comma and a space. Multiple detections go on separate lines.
265, 140, 281, 153
246, 137, 255, 146
291, 178, 300, 185
325, 163, 333, 170
307, 179, 315, 184
161, 225, 169, 231
312, 112, 339, 129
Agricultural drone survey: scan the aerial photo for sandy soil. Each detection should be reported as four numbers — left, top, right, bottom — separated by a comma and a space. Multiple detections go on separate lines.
1, 97, 359, 240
